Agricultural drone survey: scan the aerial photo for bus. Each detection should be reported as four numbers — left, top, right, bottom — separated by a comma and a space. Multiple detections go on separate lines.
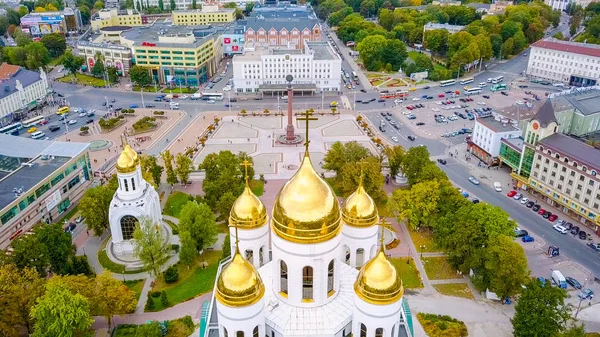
464, 87, 482, 95
459, 77, 474, 85
57, 106, 69, 115
491, 76, 504, 84
22, 116, 45, 127
352, 71, 358, 81
490, 84, 507, 91
440, 80, 456, 87
0, 122, 23, 135
201, 92, 224, 101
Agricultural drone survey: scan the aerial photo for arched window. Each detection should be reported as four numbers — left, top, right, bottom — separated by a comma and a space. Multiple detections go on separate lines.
259, 246, 264, 266
344, 246, 350, 264
574, 162, 578, 168
302, 266, 313, 301
253, 326, 259, 337
360, 324, 367, 337
391, 325, 395, 337
223, 327, 228, 337
327, 260, 334, 295
120, 215, 138, 240
123, 179, 129, 192
131, 177, 135, 191
356, 248, 365, 267
375, 328, 383, 337
236, 332, 244, 337
280, 260, 288, 295
245, 249, 253, 265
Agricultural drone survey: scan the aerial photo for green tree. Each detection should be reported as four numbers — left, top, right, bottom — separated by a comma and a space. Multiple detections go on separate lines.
216, 191, 237, 218
24, 42, 50, 70
158, 0, 163, 10
4, 47, 27, 66
322, 141, 370, 175
135, 321, 163, 337
35, 223, 76, 275
93, 0, 104, 9
10, 233, 49, 276
244, 1, 254, 15
221, 234, 231, 260
6, 9, 21, 25
18, 6, 29, 16
382, 39, 408, 71
151, 159, 164, 186
106, 65, 118, 83
391, 180, 441, 230
0, 17, 8, 36
337, 155, 386, 201
512, 279, 571, 337
61, 50, 85, 78
129, 65, 151, 87
14, 31, 31, 47
79, 5, 90, 25
357, 34, 387, 70
30, 280, 93, 337
385, 145, 405, 178
424, 29, 449, 55
160, 150, 178, 186
558, 324, 586, 337
178, 230, 197, 267
199, 151, 249, 208
191, 0, 196, 9
178, 201, 218, 253
502, 38, 515, 59
399, 146, 446, 185
483, 235, 529, 299
169, 0, 175, 10
94, 271, 137, 329
552, 32, 565, 40
91, 59, 105, 78
79, 178, 118, 236
132, 216, 168, 278
175, 153, 193, 185
40, 32, 67, 58
0, 264, 45, 336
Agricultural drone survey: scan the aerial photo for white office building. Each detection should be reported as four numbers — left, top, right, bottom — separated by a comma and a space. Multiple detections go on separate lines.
232, 40, 341, 94
0, 63, 51, 124
527, 38, 600, 87
468, 115, 522, 165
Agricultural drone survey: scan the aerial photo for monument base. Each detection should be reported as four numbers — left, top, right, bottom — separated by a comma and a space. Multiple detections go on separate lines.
277, 134, 304, 145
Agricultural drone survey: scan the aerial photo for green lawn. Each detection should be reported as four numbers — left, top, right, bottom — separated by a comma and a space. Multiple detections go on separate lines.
97, 237, 126, 274
148, 250, 221, 311
433, 283, 474, 300
422, 257, 460, 280
390, 257, 423, 288
164, 218, 179, 235
249, 179, 264, 196
408, 51, 420, 61
162, 87, 198, 94
417, 313, 468, 337
124, 279, 145, 302
132, 86, 161, 92
57, 73, 112, 87
163, 191, 193, 217
57, 205, 80, 224
408, 228, 440, 252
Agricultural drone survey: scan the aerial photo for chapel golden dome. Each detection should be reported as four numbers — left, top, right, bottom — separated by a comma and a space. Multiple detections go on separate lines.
271, 153, 341, 244
116, 145, 139, 174
342, 181, 378, 228
354, 248, 403, 305
230, 182, 268, 229
216, 248, 265, 307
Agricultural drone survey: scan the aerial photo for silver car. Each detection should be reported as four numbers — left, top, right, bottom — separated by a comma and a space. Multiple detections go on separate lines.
468, 176, 480, 185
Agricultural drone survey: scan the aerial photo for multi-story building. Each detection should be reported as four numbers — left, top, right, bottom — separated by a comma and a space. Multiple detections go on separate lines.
244, 17, 322, 50
104, 0, 120, 9
468, 115, 522, 165
171, 6, 235, 25
77, 41, 132, 76
0, 135, 92, 249
544, 0, 591, 11
91, 9, 147, 31
528, 38, 600, 87
222, 24, 245, 56
423, 22, 465, 34
232, 40, 341, 93
0, 63, 51, 124
121, 22, 221, 86
488, 0, 513, 14
20, 8, 83, 36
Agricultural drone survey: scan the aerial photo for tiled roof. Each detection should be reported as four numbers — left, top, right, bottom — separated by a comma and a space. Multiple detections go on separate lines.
0, 68, 43, 100
538, 133, 600, 172
0, 63, 20, 80
531, 38, 600, 58
532, 99, 557, 127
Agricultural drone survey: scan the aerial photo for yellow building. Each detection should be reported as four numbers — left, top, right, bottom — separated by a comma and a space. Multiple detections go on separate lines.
121, 22, 222, 86
171, 6, 235, 25
91, 9, 145, 31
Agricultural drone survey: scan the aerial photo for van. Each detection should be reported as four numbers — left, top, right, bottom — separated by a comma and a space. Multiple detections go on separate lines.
330, 101, 338, 107
57, 106, 69, 115
31, 131, 46, 139
169, 102, 180, 107
552, 270, 567, 289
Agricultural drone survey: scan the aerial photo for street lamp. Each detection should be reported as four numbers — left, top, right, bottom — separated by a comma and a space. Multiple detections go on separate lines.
419, 245, 426, 259
456, 63, 465, 83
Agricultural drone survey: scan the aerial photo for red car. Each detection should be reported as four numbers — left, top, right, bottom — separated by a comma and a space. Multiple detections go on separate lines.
438, 94, 445, 98
406, 106, 413, 110
39, 120, 49, 125
548, 214, 558, 222
538, 209, 546, 215
507, 190, 517, 198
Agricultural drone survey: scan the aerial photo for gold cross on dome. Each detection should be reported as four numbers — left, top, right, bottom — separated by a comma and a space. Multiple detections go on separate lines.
358, 159, 367, 186
240, 159, 252, 184
297, 109, 318, 154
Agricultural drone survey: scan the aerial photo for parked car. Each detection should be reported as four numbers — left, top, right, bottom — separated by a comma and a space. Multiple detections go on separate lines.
513, 193, 523, 200
129, 104, 139, 108
416, 122, 425, 126
407, 135, 416, 141
526, 201, 535, 208
566, 276, 582, 289
564, 222, 573, 230
532, 204, 541, 211
522, 235, 535, 242
538, 209, 546, 215
548, 214, 558, 222
543, 211, 552, 219
520, 197, 529, 204
578, 230, 587, 240
437, 159, 447, 165
586, 242, 600, 252
571, 226, 580, 235
578, 289, 594, 300
515, 228, 528, 237
468, 176, 480, 185
494, 182, 502, 192
553, 224, 568, 234
507, 190, 517, 198
75, 215, 85, 223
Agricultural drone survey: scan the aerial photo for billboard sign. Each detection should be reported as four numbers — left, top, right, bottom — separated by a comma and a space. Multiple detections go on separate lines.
45, 190, 62, 212
410, 71, 429, 82
224, 37, 231, 44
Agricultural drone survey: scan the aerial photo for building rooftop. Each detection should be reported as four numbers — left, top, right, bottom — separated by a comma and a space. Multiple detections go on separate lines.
305, 41, 337, 61
502, 136, 524, 152
476, 115, 521, 133
172, 8, 235, 14
549, 86, 600, 116
424, 22, 465, 30
245, 16, 319, 32
122, 21, 218, 48
532, 38, 600, 58
532, 99, 557, 127
538, 133, 600, 172
250, 4, 314, 19
100, 25, 133, 32
77, 40, 131, 51
0, 67, 45, 101
0, 63, 20, 80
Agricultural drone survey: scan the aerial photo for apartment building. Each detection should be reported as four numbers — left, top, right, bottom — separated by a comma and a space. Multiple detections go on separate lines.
244, 17, 322, 50
91, 9, 147, 31
121, 22, 221, 86
0, 63, 51, 124
77, 41, 132, 76
423, 22, 465, 34
171, 6, 235, 25
232, 40, 341, 93
468, 115, 522, 165
20, 8, 82, 36
527, 38, 600, 87
0, 136, 92, 249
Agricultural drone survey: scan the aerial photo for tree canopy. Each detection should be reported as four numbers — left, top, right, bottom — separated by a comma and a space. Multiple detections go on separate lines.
132, 216, 168, 278
79, 176, 118, 236
178, 201, 218, 253
199, 150, 253, 209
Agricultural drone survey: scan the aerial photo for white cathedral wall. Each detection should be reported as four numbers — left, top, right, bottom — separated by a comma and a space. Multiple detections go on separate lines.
230, 224, 270, 269
116, 167, 147, 201
351, 297, 402, 337
216, 298, 265, 337
270, 228, 342, 307
340, 225, 379, 268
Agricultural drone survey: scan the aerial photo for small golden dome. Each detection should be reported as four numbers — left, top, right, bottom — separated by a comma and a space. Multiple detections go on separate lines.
342, 182, 378, 228
116, 145, 139, 174
271, 154, 341, 244
216, 249, 265, 307
230, 184, 268, 229
354, 249, 403, 305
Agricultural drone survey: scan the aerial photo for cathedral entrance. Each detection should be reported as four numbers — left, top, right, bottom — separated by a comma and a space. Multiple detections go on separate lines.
120, 215, 138, 240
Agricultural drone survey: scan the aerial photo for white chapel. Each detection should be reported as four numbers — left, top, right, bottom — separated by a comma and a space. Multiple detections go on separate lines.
204, 152, 414, 337
108, 144, 162, 256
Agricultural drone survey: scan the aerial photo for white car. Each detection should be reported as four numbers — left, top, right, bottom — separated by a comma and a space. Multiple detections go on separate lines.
412, 97, 420, 101
431, 108, 440, 112
68, 119, 77, 125
553, 83, 565, 87
520, 197, 529, 205
282, 95, 289, 100
477, 101, 486, 105
494, 182, 502, 192
487, 78, 493, 83
391, 136, 399, 142
402, 111, 412, 115
223, 85, 232, 91
435, 101, 443, 105
479, 82, 486, 87
394, 99, 403, 103
207, 100, 216, 104
553, 224, 568, 234
179, 95, 189, 100
516, 100, 524, 105
78, 112, 87, 117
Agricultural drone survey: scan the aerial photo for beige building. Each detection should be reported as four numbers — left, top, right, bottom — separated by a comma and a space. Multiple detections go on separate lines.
0, 63, 51, 123
77, 41, 132, 76
171, 6, 235, 25
489, 1, 513, 14
91, 9, 147, 31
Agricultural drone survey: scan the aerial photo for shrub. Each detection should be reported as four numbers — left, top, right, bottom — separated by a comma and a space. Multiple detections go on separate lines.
181, 315, 194, 329
122, 109, 135, 114
164, 265, 179, 284
153, 110, 165, 116
161, 290, 169, 306
145, 296, 154, 310
98, 117, 123, 130
80, 126, 89, 132
171, 244, 180, 252
151, 291, 161, 298
132, 116, 156, 131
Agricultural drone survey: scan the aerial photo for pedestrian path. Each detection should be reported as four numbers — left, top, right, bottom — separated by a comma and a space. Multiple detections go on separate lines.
135, 277, 154, 314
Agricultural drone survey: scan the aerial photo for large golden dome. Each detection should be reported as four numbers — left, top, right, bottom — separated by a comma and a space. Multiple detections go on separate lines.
116, 145, 139, 173
230, 182, 267, 229
216, 249, 265, 307
354, 248, 403, 305
342, 182, 378, 228
271, 154, 341, 244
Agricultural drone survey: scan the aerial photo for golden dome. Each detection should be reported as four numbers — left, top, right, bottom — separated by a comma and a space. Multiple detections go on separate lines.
342, 182, 378, 228
271, 154, 341, 244
354, 249, 403, 305
230, 183, 267, 229
216, 249, 265, 307
116, 145, 139, 174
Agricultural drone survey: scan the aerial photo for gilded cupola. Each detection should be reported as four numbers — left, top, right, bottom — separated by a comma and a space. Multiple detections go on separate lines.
229, 175, 267, 229
116, 144, 139, 174
271, 152, 341, 244
216, 240, 265, 307
342, 180, 378, 228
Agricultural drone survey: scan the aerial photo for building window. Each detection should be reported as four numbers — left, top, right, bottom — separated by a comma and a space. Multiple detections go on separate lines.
131, 178, 135, 191
280, 260, 288, 295
328, 260, 334, 295
253, 327, 259, 337
120, 215, 138, 240
302, 266, 313, 301
245, 249, 253, 265
124, 179, 129, 192
236, 332, 244, 337
375, 328, 383, 337
360, 324, 367, 337
356, 248, 365, 267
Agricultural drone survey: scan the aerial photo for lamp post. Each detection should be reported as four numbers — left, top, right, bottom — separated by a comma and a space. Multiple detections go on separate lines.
320, 90, 324, 114
419, 245, 425, 259
456, 63, 465, 83
140, 85, 145, 109
227, 91, 231, 113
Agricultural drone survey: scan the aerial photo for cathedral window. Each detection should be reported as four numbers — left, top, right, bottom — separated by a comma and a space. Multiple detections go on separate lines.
259, 247, 264, 266
360, 324, 367, 337
123, 179, 129, 192
302, 266, 313, 301
245, 249, 253, 265
131, 178, 135, 191
280, 260, 288, 295
236, 331, 244, 337
120, 215, 138, 240
223, 328, 228, 337
356, 248, 365, 267
375, 328, 383, 337
253, 327, 259, 337
327, 260, 334, 296
344, 246, 350, 264
391, 325, 395, 337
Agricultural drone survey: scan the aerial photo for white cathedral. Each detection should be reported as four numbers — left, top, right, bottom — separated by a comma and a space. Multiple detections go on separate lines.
108, 144, 162, 256
205, 151, 414, 337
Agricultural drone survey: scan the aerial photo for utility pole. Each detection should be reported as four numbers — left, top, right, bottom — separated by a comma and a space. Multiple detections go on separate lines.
140, 86, 145, 108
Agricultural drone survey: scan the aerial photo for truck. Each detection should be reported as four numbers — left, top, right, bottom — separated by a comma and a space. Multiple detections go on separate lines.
552, 270, 567, 289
